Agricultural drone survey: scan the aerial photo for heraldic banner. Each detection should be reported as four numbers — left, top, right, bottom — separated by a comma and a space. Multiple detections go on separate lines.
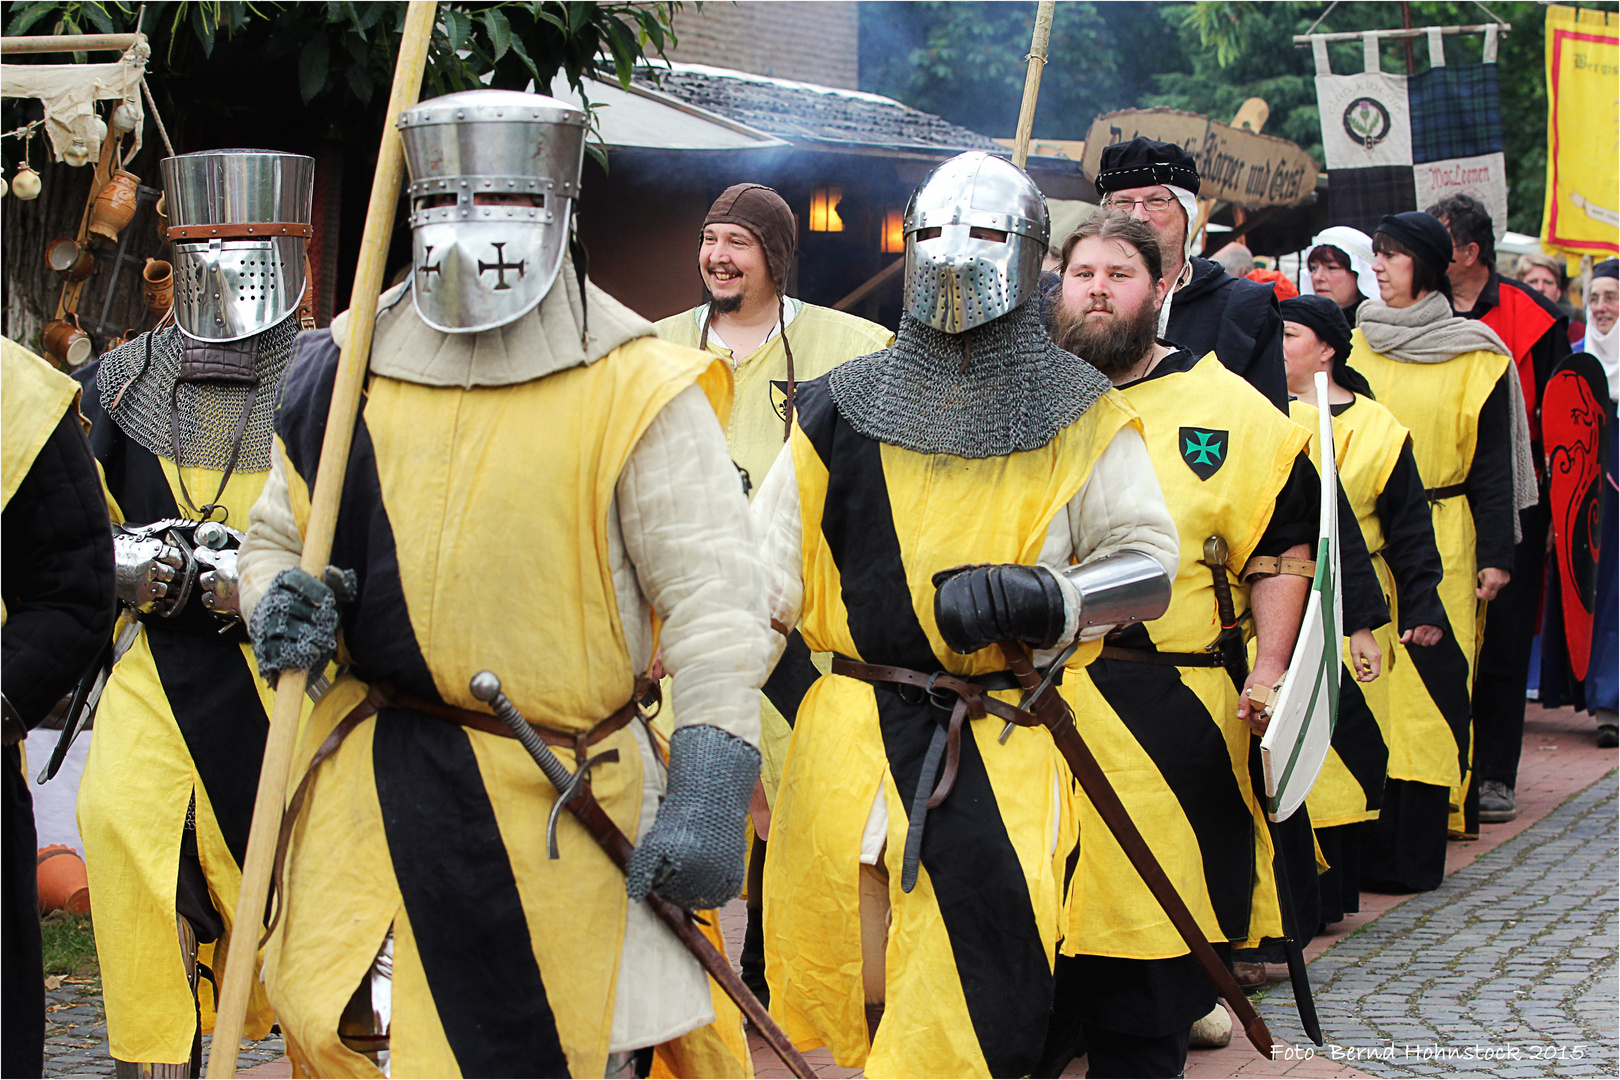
1312, 27, 1508, 238
1541, 5, 1619, 262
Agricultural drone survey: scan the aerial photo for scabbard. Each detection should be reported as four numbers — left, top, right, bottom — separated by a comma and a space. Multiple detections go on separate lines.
1263, 812, 1323, 1045
553, 775, 816, 1079
998, 645, 1276, 1058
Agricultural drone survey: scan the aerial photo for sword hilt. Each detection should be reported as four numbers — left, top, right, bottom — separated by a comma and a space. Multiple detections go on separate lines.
470, 671, 574, 794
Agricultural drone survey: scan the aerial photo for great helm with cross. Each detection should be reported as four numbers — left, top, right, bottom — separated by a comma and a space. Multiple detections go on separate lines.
160, 150, 315, 342
397, 88, 586, 334
901, 151, 1049, 334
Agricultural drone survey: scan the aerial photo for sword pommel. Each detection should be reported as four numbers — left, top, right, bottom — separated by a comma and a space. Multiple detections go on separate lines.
469, 670, 503, 704
1201, 535, 1228, 567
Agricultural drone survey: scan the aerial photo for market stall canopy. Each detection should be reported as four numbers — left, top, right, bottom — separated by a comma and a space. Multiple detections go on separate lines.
1083, 108, 1319, 210
546, 71, 786, 151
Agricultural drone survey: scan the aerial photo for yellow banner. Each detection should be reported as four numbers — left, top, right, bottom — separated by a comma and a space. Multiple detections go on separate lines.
1542, 5, 1619, 259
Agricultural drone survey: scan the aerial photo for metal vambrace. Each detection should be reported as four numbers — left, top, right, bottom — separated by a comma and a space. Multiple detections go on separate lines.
625, 724, 760, 911
1058, 550, 1173, 636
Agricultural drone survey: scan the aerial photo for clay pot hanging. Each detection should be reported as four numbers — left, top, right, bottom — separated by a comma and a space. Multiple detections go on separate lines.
89, 169, 139, 243
12, 163, 41, 200
37, 845, 91, 916
143, 258, 173, 314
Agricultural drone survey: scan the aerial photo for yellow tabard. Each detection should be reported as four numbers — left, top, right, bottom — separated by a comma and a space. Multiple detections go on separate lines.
657, 303, 891, 818
765, 386, 1135, 1078
1061, 354, 1306, 960
1292, 396, 1406, 828
1, 338, 81, 514
1352, 333, 1508, 798
78, 460, 280, 1063
264, 334, 735, 1079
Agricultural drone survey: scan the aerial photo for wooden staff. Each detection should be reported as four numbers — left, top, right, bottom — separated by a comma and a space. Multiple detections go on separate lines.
203, 3, 437, 1074
1011, 0, 1057, 169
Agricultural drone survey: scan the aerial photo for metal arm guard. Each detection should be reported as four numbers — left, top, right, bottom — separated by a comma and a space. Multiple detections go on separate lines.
1059, 550, 1173, 633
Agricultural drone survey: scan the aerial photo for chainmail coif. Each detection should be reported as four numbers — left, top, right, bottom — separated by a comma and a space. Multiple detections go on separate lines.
94, 315, 299, 473
826, 299, 1111, 459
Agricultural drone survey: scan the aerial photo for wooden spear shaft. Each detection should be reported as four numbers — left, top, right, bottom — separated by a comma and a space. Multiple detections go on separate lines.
203, 3, 437, 1074
1012, 0, 1057, 169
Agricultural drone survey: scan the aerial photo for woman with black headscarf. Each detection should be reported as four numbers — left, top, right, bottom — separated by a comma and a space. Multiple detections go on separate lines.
1348, 212, 1536, 890
1282, 294, 1446, 914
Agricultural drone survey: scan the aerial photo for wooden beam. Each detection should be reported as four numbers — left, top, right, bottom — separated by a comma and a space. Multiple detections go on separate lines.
1292, 23, 1508, 46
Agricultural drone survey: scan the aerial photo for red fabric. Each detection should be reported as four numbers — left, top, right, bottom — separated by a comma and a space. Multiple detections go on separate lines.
1246, 268, 1299, 299
1480, 284, 1555, 427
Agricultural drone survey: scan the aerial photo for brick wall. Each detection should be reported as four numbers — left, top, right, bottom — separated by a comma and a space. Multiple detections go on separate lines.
661, 1, 859, 89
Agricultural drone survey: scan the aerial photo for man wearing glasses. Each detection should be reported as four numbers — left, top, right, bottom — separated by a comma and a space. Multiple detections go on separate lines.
1085, 138, 1288, 410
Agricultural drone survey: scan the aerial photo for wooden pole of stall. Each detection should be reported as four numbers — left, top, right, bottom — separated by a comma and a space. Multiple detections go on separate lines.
1011, 0, 1057, 169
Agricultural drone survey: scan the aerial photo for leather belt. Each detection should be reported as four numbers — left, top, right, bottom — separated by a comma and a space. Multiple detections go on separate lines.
1426, 482, 1467, 502
262, 680, 639, 946
830, 656, 1063, 892
1098, 645, 1225, 668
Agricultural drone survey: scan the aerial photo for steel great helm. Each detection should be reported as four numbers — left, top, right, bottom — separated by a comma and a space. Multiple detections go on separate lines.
397, 89, 586, 334
902, 151, 1049, 334
160, 150, 315, 342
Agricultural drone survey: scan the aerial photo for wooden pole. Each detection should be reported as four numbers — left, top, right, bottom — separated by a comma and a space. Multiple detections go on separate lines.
1011, 0, 1056, 169
0, 32, 138, 53
202, 3, 437, 1074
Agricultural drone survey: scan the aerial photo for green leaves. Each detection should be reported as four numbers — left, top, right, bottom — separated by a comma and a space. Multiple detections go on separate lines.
299, 33, 329, 103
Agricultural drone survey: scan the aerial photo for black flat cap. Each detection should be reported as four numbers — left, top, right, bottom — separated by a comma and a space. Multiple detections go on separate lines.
1094, 137, 1201, 197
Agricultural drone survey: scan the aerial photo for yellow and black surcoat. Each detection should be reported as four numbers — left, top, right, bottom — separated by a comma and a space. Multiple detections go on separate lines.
763, 379, 1136, 1078
1352, 334, 1515, 813
1061, 353, 1304, 965
262, 328, 733, 1078
72, 349, 280, 1064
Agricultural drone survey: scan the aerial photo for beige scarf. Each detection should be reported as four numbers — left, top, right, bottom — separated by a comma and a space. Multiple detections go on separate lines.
1359, 291, 1537, 544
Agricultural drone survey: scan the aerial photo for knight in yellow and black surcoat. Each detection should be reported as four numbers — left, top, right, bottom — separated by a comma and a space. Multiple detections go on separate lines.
754, 155, 1178, 1079
238, 90, 771, 1079
73, 149, 316, 1075
1279, 293, 1448, 919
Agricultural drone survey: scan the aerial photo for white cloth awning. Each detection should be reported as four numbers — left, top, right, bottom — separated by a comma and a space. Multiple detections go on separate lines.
547, 73, 785, 152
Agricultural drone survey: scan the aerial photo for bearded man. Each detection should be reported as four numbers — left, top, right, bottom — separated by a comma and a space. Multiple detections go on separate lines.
755, 153, 1178, 1079
1039, 212, 1386, 1077
655, 183, 892, 1004
1061, 137, 1288, 410
239, 89, 770, 1078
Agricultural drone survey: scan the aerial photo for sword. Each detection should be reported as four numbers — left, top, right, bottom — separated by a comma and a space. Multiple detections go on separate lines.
468, 672, 815, 1080
38, 616, 139, 784
1199, 535, 1322, 1046
998, 642, 1278, 1058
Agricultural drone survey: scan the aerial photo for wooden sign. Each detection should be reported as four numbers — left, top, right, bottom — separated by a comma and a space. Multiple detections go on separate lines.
1083, 108, 1320, 209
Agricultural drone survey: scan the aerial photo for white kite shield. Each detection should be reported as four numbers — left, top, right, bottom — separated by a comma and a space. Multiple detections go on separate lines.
1259, 371, 1343, 822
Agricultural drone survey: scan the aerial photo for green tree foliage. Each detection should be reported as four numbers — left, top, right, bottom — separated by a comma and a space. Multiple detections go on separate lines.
860, 1, 1185, 146
3, 1, 682, 149
860, 1, 1618, 235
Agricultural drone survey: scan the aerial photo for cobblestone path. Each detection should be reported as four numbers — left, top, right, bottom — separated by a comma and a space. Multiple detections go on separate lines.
43, 978, 284, 1078
1255, 772, 1618, 1077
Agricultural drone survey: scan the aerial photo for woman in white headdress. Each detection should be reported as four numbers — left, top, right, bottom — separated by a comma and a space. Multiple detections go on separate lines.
1303, 226, 1379, 325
